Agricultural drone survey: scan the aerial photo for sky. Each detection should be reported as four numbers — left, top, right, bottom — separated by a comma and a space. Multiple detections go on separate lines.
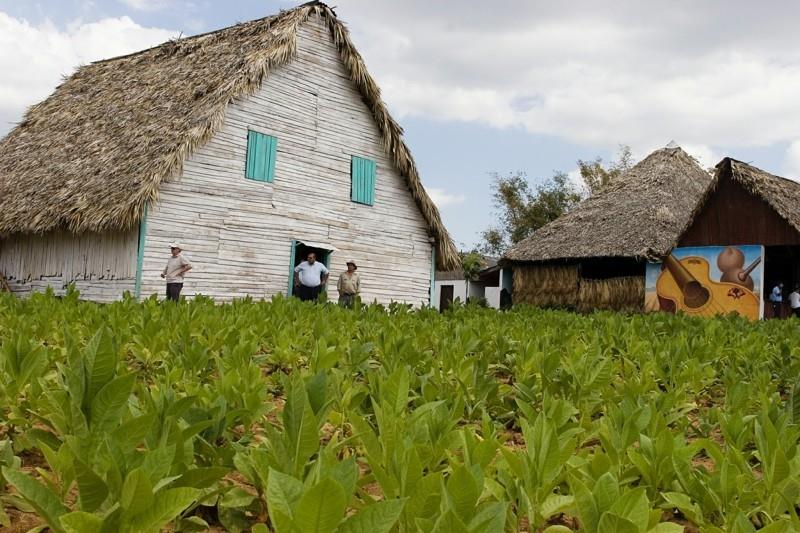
2, 1, 800, 250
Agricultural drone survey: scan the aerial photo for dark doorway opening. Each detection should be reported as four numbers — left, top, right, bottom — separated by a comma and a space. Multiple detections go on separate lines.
764, 246, 800, 318
439, 285, 454, 311
288, 240, 332, 297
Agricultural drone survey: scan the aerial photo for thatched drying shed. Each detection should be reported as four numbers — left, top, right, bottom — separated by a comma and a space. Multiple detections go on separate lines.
0, 1, 458, 303
504, 145, 712, 311
506, 145, 800, 314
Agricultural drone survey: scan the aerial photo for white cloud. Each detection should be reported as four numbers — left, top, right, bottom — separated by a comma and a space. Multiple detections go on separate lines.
0, 13, 175, 135
783, 141, 800, 179
337, 0, 800, 157
680, 144, 722, 171
427, 187, 466, 208
120, 0, 169, 11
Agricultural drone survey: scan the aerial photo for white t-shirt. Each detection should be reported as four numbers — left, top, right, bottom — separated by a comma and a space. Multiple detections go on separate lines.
294, 261, 329, 287
790, 291, 800, 309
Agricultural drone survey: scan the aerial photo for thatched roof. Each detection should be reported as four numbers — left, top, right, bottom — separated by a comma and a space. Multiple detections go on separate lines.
504, 146, 713, 263
0, 1, 458, 269
716, 157, 800, 234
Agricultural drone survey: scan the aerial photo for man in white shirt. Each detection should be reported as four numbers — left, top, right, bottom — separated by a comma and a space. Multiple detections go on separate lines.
160, 242, 192, 301
294, 252, 329, 302
790, 285, 800, 318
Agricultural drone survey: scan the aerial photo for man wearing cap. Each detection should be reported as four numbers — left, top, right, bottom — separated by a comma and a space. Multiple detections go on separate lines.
294, 252, 329, 302
161, 242, 192, 301
337, 260, 361, 307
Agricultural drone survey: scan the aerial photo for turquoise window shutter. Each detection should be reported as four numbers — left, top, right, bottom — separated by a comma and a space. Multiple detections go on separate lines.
245, 130, 277, 182
351, 156, 376, 205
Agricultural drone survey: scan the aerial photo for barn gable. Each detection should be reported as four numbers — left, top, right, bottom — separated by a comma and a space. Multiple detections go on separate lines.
0, 2, 457, 270
137, 15, 436, 303
679, 158, 800, 247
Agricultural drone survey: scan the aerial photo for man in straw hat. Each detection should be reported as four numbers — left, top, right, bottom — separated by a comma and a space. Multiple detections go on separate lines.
161, 242, 192, 301
337, 260, 361, 307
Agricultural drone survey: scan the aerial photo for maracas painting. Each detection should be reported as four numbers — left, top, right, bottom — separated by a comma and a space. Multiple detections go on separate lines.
644, 245, 764, 320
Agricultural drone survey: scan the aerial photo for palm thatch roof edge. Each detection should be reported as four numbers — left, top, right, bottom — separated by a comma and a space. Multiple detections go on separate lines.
0, 1, 458, 269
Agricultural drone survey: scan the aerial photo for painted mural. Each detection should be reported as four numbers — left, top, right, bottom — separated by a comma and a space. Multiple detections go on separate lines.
645, 245, 764, 320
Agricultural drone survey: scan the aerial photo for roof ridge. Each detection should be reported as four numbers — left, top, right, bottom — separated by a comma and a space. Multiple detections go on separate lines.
91, 2, 329, 66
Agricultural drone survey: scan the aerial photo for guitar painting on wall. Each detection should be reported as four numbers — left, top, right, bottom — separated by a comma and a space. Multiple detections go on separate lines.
644, 245, 764, 320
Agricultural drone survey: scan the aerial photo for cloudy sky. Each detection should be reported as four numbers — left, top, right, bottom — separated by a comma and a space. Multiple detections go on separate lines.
2, 1, 800, 249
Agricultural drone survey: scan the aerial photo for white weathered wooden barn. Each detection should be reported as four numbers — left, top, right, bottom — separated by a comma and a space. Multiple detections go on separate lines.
0, 2, 458, 304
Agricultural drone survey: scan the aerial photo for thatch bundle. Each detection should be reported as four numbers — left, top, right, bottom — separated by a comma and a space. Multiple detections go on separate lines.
514, 263, 645, 312
0, 1, 458, 269
577, 276, 644, 313
513, 264, 579, 308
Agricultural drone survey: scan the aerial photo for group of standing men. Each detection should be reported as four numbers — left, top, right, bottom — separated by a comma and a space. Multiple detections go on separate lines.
769, 282, 800, 318
159, 245, 360, 305
293, 252, 361, 305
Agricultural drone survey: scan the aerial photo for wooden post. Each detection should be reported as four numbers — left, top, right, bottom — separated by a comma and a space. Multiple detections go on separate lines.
429, 245, 436, 307
134, 203, 148, 300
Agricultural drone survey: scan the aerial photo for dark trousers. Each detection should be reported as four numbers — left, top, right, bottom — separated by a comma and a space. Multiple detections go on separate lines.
166, 283, 183, 301
794, 307, 800, 318
297, 284, 321, 302
339, 294, 355, 307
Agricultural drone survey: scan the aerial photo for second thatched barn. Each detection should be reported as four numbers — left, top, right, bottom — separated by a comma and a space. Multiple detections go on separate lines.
0, 2, 457, 304
506, 144, 800, 316
504, 146, 711, 312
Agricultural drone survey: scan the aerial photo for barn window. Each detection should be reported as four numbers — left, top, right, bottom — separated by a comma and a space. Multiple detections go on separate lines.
245, 130, 277, 182
351, 156, 376, 205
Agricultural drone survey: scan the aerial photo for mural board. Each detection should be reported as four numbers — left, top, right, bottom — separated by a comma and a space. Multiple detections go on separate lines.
645, 245, 764, 320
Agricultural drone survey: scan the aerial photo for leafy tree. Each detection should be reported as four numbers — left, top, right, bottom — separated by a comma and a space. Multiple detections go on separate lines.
578, 145, 634, 195
459, 251, 485, 280
480, 145, 635, 255
480, 171, 582, 256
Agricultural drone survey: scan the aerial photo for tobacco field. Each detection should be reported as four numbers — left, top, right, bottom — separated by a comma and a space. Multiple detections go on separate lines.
1, 290, 800, 532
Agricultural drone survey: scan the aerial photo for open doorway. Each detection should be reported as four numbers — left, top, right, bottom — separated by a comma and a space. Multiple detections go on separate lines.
764, 245, 800, 318
439, 284, 454, 311
287, 240, 334, 297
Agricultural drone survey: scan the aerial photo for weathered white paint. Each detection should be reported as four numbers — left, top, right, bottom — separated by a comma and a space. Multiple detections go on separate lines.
140, 16, 433, 304
0, 229, 137, 301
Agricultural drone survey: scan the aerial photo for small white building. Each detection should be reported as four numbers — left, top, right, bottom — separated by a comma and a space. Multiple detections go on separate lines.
434, 258, 513, 310
0, 2, 458, 304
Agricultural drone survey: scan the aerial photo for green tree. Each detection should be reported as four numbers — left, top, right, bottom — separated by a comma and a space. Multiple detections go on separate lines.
459, 251, 485, 280
578, 145, 634, 195
480, 145, 635, 255
480, 171, 582, 256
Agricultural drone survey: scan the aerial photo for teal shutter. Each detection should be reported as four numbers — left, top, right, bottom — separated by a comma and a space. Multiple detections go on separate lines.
351, 156, 376, 205
245, 130, 277, 182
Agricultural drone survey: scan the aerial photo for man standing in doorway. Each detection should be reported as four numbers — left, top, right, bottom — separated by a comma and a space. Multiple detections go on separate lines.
294, 252, 329, 302
337, 260, 360, 307
161, 242, 192, 301
770, 282, 784, 318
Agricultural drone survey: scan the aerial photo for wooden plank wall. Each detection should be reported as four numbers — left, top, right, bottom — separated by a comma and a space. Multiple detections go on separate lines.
680, 175, 800, 246
141, 16, 433, 304
0, 229, 137, 301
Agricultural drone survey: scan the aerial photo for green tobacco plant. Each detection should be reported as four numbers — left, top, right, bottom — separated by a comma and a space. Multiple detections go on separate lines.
4, 291, 800, 530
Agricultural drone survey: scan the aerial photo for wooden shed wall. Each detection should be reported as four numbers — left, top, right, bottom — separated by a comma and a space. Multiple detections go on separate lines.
0, 229, 137, 301
679, 175, 800, 247
139, 16, 433, 304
